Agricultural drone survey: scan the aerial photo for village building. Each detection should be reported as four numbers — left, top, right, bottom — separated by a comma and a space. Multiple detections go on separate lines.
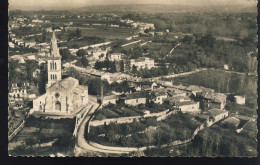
234, 95, 246, 105
83, 69, 111, 84
100, 95, 117, 106
32, 32, 88, 115
175, 100, 200, 113
166, 88, 187, 97
108, 53, 125, 61
224, 64, 229, 70
150, 89, 168, 104
198, 92, 227, 110
208, 109, 229, 123
122, 92, 147, 106
221, 117, 240, 128
129, 57, 155, 70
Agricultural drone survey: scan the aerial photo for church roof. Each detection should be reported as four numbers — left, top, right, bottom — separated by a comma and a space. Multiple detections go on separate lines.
59, 77, 78, 90
48, 77, 78, 90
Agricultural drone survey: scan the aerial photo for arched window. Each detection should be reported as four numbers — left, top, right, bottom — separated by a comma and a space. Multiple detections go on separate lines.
55, 62, 57, 70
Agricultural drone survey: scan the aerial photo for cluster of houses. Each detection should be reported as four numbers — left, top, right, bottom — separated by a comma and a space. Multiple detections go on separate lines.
9, 83, 36, 105
120, 19, 155, 33
98, 79, 228, 116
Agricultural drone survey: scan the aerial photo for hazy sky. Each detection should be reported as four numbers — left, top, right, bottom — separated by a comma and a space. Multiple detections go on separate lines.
9, 0, 257, 9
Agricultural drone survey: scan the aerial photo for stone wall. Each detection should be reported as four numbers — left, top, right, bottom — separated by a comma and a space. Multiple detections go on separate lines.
90, 109, 170, 127
8, 120, 25, 142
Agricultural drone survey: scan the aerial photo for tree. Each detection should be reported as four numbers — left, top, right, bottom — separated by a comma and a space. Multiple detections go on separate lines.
42, 29, 47, 43
59, 48, 75, 62
81, 57, 89, 68
109, 61, 117, 73
76, 49, 86, 58
75, 27, 81, 37
120, 61, 124, 72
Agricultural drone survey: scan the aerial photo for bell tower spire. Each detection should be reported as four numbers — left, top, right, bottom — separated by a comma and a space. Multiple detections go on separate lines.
46, 31, 62, 88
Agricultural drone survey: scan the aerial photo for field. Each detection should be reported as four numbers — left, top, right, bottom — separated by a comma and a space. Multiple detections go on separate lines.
66, 26, 136, 40
8, 116, 76, 156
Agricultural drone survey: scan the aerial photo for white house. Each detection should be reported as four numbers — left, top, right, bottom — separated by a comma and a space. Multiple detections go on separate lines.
175, 101, 200, 113
124, 92, 147, 106
108, 53, 125, 61
208, 109, 229, 125
151, 89, 168, 104
234, 96, 246, 105
129, 57, 154, 70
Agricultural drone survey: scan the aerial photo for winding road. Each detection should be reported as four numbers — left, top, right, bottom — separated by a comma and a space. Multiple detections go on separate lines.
74, 96, 131, 155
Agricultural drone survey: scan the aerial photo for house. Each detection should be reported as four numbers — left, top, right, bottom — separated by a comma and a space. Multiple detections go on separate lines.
18, 58, 25, 64
198, 92, 227, 110
109, 73, 131, 83
82, 68, 111, 83
166, 88, 187, 97
123, 92, 147, 106
185, 85, 202, 96
25, 42, 36, 48
224, 64, 229, 70
208, 109, 229, 122
150, 89, 168, 104
234, 96, 245, 105
164, 96, 191, 104
221, 117, 240, 128
108, 53, 125, 61
129, 57, 154, 70
9, 42, 15, 48
140, 81, 157, 91
175, 100, 200, 113
100, 95, 117, 106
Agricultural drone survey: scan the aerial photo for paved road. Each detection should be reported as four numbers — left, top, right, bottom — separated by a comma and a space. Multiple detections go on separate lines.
75, 99, 130, 155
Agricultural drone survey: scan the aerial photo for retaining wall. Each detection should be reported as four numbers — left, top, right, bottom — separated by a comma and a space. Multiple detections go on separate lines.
8, 120, 26, 141
90, 109, 170, 127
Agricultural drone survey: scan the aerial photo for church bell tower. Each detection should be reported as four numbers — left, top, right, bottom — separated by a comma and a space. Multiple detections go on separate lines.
46, 31, 62, 88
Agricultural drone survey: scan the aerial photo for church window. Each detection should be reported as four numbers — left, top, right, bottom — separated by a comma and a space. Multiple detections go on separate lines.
55, 92, 60, 98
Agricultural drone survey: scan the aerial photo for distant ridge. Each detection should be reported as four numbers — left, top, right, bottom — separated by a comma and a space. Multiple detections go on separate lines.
9, 4, 257, 13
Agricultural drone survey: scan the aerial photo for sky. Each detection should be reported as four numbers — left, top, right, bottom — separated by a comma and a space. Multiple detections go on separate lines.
9, 0, 257, 9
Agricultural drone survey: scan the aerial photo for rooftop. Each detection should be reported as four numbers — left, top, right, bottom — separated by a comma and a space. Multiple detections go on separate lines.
132, 57, 153, 62
125, 92, 148, 100
200, 92, 227, 103
208, 109, 228, 116
185, 85, 202, 92
222, 117, 240, 126
103, 95, 117, 100
176, 100, 197, 106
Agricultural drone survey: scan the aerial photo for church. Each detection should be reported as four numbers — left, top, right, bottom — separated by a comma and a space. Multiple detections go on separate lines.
33, 32, 88, 114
